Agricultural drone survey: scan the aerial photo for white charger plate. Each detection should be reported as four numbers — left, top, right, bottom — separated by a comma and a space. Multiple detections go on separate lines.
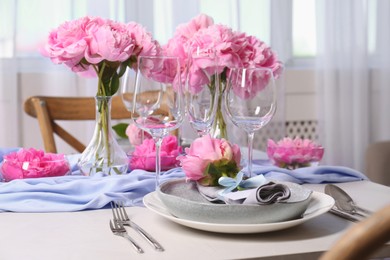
143, 191, 334, 234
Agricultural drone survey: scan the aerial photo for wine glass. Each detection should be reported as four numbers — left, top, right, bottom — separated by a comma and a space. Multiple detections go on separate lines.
224, 67, 277, 178
121, 55, 184, 188
186, 50, 219, 137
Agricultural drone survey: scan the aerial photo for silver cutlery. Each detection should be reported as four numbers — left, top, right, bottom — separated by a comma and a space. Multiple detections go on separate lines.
109, 219, 144, 254
325, 184, 372, 217
329, 208, 359, 222
111, 201, 164, 252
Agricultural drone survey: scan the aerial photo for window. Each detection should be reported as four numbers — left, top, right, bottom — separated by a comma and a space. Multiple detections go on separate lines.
0, 0, 378, 62
292, 0, 316, 58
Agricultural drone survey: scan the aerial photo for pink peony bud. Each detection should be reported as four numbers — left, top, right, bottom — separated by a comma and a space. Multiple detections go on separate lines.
178, 135, 242, 186
129, 135, 182, 171
1, 148, 70, 181
267, 138, 324, 169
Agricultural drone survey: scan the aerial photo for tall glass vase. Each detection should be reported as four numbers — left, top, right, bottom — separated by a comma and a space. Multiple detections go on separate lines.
78, 96, 128, 176
210, 79, 228, 139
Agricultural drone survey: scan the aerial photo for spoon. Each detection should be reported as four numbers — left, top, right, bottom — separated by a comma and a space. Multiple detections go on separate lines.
324, 184, 372, 217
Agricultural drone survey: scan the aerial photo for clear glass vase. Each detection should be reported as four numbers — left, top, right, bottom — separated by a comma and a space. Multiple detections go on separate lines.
77, 96, 128, 176
210, 80, 228, 139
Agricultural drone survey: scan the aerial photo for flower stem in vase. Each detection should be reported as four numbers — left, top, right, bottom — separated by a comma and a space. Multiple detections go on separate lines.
78, 96, 128, 176
210, 76, 228, 139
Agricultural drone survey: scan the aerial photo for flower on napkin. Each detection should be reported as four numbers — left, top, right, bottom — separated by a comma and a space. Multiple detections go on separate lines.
129, 135, 182, 171
178, 135, 241, 186
267, 138, 324, 170
1, 148, 70, 181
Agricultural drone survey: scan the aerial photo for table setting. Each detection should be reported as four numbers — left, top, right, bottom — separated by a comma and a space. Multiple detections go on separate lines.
0, 13, 389, 260
1, 142, 389, 259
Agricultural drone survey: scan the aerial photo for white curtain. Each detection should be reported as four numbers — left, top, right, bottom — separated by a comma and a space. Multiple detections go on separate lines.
316, 0, 390, 171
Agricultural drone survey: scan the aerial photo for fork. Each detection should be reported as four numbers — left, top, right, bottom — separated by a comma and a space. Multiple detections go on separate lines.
112, 201, 164, 251
109, 219, 144, 253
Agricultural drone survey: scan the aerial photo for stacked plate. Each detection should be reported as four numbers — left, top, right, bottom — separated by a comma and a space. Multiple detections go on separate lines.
143, 178, 335, 233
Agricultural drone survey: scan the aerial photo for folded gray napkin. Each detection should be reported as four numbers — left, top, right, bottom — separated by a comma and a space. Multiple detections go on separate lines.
197, 181, 291, 205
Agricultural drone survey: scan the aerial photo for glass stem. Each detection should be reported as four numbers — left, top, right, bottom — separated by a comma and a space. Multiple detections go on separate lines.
247, 132, 255, 178
154, 137, 163, 189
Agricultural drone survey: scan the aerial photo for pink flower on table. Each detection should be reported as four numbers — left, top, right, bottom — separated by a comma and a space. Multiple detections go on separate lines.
125, 124, 152, 146
267, 138, 325, 169
178, 135, 242, 186
130, 135, 182, 171
1, 148, 70, 181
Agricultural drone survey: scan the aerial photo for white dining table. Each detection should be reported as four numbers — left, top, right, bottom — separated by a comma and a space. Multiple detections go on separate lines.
0, 180, 389, 260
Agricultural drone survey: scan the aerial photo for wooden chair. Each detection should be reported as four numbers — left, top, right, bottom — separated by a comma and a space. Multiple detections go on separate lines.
24, 93, 174, 154
320, 204, 390, 260
365, 141, 390, 186
23, 96, 132, 153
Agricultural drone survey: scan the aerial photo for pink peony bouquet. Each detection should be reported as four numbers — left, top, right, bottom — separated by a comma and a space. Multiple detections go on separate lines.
42, 16, 160, 96
163, 13, 283, 97
267, 138, 325, 170
178, 135, 242, 186
1, 148, 70, 181
129, 135, 182, 171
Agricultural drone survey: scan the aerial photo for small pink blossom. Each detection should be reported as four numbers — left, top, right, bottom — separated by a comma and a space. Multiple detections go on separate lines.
267, 138, 325, 169
125, 124, 152, 146
178, 135, 241, 186
1, 148, 70, 181
130, 135, 182, 171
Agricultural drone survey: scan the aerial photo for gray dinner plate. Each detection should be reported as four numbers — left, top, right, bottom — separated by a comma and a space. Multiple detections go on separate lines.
157, 178, 313, 224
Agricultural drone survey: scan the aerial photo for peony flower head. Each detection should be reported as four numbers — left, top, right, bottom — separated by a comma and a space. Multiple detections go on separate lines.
129, 135, 182, 171
1, 148, 70, 181
163, 13, 283, 99
42, 16, 161, 96
267, 138, 325, 169
178, 135, 241, 186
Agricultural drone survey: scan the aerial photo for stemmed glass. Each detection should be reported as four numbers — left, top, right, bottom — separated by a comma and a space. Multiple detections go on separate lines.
186, 50, 219, 137
224, 67, 277, 178
121, 56, 184, 187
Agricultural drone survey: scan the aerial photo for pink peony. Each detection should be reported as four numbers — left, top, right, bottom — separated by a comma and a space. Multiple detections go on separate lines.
162, 14, 215, 89
125, 124, 152, 146
164, 13, 284, 97
178, 135, 241, 186
42, 16, 160, 96
129, 135, 182, 171
1, 148, 70, 181
267, 138, 325, 169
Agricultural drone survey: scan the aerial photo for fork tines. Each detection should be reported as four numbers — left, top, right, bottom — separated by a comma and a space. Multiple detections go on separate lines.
111, 201, 164, 252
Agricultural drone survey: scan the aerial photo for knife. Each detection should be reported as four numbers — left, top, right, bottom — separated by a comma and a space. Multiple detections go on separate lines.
329, 207, 360, 222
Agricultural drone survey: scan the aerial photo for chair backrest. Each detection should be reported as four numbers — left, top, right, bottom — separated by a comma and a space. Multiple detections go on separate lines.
320, 204, 390, 260
365, 141, 390, 186
24, 96, 132, 153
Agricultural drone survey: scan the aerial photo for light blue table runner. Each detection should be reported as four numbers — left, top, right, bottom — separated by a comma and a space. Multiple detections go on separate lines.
0, 148, 367, 212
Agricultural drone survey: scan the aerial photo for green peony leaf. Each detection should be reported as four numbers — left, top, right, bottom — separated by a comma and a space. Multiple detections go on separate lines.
110, 71, 120, 96
200, 159, 241, 186
112, 123, 129, 138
